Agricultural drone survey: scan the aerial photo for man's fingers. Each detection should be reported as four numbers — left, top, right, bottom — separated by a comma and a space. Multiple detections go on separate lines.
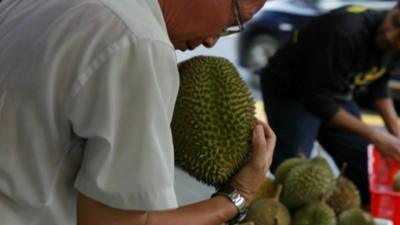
250, 122, 276, 170
254, 120, 276, 151
252, 125, 266, 156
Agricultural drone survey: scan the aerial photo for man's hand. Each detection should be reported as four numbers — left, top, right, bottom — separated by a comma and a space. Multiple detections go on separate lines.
373, 98, 400, 138
330, 107, 400, 163
372, 130, 400, 163
229, 119, 276, 204
388, 123, 400, 138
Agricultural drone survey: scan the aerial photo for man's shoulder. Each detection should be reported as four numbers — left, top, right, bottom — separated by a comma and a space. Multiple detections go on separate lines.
305, 5, 383, 39
324, 5, 385, 28
98, 0, 171, 46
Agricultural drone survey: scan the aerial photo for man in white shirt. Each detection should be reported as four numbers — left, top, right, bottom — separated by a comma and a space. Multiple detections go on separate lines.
0, 0, 274, 224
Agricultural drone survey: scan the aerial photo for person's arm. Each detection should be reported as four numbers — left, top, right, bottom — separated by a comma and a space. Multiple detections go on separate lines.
78, 121, 276, 225
329, 107, 400, 161
373, 97, 400, 137
329, 107, 376, 140
78, 193, 237, 225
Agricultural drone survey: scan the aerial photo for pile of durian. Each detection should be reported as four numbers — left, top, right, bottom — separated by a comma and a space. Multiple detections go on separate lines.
241, 156, 376, 225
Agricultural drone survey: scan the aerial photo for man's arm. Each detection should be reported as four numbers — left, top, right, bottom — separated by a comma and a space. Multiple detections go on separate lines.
373, 97, 400, 137
78, 193, 237, 225
329, 107, 400, 161
77, 121, 276, 225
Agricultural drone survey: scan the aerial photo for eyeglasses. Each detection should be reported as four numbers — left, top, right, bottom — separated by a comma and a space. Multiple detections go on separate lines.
220, 0, 244, 37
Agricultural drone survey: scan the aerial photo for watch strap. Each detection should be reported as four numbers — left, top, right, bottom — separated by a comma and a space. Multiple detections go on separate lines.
211, 184, 248, 225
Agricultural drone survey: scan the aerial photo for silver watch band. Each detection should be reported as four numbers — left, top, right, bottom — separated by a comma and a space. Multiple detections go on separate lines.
211, 184, 248, 224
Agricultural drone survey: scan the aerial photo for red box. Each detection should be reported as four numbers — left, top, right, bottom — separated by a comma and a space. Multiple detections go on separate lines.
368, 145, 400, 225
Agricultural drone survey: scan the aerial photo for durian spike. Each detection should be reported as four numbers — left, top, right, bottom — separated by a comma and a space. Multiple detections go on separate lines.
274, 184, 283, 201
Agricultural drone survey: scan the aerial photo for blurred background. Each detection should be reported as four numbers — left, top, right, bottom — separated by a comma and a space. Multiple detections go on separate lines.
174, 0, 400, 206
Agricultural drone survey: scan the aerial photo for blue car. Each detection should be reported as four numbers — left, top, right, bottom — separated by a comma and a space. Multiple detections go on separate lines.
238, 0, 321, 70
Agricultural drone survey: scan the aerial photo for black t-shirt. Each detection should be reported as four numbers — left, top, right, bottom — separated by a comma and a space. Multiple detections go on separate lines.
262, 5, 399, 119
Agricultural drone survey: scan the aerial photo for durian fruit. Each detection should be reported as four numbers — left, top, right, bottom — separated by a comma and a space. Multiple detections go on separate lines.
243, 185, 291, 225
328, 176, 361, 214
273, 156, 308, 186
393, 170, 400, 192
337, 208, 376, 225
254, 176, 275, 199
327, 163, 361, 214
282, 157, 335, 209
293, 200, 336, 225
310, 156, 331, 168
172, 56, 256, 187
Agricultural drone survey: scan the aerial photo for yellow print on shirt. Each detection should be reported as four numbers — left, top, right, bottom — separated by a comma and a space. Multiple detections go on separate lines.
292, 30, 299, 44
355, 67, 386, 86
346, 5, 368, 14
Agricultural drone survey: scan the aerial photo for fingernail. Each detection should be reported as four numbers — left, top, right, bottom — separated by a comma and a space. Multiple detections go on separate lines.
253, 125, 258, 138
256, 125, 263, 137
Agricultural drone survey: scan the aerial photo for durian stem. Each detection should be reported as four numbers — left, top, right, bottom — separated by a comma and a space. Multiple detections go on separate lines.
298, 152, 307, 159
273, 217, 278, 225
339, 162, 348, 177
274, 184, 283, 201
296, 148, 306, 158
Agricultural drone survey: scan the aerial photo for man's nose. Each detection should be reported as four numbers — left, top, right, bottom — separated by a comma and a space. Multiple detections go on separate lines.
202, 37, 219, 48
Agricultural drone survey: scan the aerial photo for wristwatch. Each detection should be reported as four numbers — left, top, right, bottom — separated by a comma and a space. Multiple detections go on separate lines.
211, 184, 248, 225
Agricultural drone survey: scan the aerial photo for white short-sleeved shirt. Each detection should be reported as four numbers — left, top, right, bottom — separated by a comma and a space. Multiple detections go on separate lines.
0, 0, 179, 224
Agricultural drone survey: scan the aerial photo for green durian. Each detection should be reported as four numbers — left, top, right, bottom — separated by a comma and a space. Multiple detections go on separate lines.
293, 201, 336, 225
338, 208, 376, 225
273, 156, 308, 186
327, 163, 361, 214
310, 156, 332, 170
393, 170, 400, 192
172, 56, 256, 187
244, 185, 291, 225
254, 176, 275, 199
327, 176, 361, 214
282, 158, 335, 209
